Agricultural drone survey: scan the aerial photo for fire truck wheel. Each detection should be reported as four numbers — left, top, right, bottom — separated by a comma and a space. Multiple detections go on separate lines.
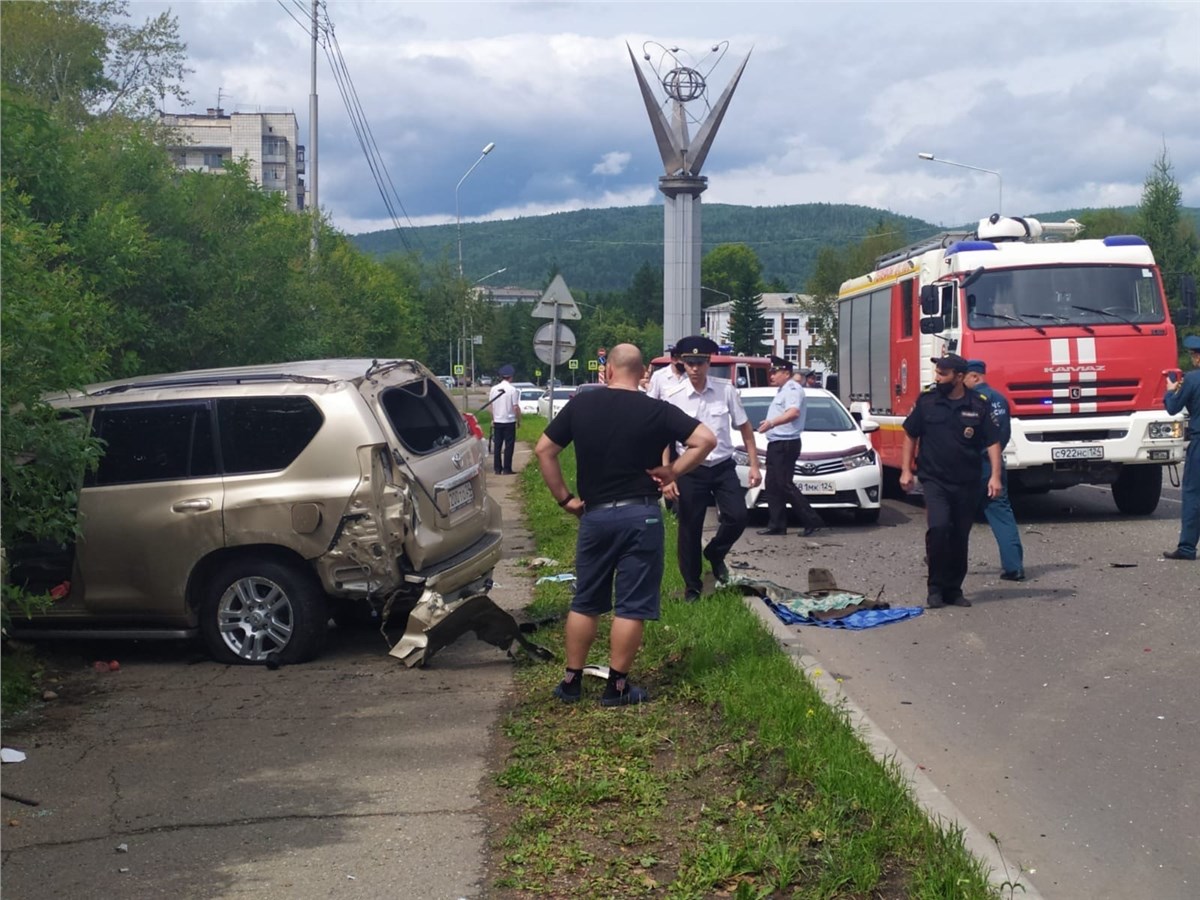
1111, 465, 1162, 516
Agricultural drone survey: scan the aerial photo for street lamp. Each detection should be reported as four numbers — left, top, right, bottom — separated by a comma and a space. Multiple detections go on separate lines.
918, 152, 1002, 215
456, 141, 496, 277
473, 267, 507, 286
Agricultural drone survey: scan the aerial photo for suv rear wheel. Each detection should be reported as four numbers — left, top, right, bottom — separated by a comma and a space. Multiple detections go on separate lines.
200, 559, 328, 664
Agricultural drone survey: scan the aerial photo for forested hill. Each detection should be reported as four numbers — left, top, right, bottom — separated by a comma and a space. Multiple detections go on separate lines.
351, 203, 937, 292
350, 203, 1200, 294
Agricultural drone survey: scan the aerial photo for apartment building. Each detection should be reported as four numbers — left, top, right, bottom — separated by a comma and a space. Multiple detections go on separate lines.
702, 292, 827, 371
160, 108, 306, 212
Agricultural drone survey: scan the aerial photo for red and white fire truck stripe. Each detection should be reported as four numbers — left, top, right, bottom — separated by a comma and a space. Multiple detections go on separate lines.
1049, 337, 1098, 414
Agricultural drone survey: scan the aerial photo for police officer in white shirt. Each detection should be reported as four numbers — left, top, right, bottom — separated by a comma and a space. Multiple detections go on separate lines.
488, 364, 521, 474
646, 344, 686, 400
661, 336, 761, 601
757, 356, 824, 536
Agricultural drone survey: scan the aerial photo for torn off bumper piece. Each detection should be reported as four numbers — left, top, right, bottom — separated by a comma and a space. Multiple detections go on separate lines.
388, 588, 553, 667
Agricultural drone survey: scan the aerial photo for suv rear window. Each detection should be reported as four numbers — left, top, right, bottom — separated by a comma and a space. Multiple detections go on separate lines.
380, 382, 466, 454
89, 403, 217, 485
218, 397, 324, 474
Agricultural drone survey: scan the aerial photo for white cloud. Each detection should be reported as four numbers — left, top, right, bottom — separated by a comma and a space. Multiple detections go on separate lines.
592, 151, 631, 176
131, 1, 1200, 235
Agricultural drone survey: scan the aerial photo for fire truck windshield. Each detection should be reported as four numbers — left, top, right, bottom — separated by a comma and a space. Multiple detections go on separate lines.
964, 265, 1165, 330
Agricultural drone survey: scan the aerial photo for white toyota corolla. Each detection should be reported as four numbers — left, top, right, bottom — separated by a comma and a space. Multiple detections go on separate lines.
733, 387, 883, 523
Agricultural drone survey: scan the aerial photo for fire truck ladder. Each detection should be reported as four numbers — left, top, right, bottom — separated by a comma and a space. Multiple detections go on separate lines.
874, 230, 972, 269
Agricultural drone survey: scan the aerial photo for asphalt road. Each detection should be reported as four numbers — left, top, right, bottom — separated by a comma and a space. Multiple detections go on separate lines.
0, 460, 540, 900
728, 481, 1198, 900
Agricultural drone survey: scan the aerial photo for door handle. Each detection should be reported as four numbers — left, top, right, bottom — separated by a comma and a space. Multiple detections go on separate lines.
172, 498, 213, 512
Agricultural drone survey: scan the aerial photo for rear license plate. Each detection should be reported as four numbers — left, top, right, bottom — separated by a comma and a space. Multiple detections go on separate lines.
448, 481, 474, 512
799, 480, 836, 495
1051, 446, 1104, 461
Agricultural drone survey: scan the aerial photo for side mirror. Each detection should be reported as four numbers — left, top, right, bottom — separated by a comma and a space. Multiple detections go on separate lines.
860, 421, 880, 434
919, 285, 939, 315
920, 316, 945, 334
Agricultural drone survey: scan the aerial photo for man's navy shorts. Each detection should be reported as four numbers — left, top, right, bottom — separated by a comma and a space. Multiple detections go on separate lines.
572, 501, 664, 620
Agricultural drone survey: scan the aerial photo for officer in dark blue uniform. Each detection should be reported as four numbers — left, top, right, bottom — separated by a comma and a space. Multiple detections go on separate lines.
1162, 334, 1200, 561
901, 354, 1003, 608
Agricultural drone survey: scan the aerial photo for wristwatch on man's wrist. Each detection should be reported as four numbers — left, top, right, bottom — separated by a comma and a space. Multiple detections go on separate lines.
558, 493, 574, 507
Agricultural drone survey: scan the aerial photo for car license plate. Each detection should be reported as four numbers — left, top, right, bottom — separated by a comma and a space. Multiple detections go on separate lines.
1051, 446, 1104, 461
448, 481, 474, 512
799, 480, 836, 495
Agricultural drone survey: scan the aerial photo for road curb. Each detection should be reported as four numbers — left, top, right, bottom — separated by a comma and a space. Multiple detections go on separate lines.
743, 594, 1045, 900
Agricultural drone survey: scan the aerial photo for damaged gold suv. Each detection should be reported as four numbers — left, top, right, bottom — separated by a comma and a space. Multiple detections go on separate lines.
10, 359, 503, 665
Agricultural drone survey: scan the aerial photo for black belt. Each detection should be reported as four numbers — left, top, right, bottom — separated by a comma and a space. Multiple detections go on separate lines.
588, 496, 660, 510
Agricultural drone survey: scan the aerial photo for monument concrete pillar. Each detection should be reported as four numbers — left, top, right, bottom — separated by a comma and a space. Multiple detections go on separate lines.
628, 42, 749, 353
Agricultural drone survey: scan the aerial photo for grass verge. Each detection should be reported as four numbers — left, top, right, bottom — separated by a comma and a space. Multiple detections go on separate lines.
489, 418, 999, 898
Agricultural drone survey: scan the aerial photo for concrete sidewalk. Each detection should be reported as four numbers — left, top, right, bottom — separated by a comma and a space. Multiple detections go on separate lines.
0, 445, 537, 899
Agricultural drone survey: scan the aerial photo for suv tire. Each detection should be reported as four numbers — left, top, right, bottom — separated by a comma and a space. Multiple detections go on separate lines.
201, 559, 328, 665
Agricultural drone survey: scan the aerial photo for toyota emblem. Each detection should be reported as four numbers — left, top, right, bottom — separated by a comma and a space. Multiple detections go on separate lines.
451, 452, 465, 470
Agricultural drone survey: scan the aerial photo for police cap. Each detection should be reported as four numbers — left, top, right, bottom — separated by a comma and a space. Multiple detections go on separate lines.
676, 336, 720, 360
1184, 335, 1200, 352
931, 354, 969, 373
965, 359, 987, 374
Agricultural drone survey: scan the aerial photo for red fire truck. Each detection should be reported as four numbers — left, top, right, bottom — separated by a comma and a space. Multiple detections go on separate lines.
836, 214, 1192, 514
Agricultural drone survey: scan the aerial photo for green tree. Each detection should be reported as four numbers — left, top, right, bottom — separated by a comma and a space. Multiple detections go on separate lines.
1137, 148, 1200, 315
0, 183, 110, 623
702, 244, 768, 353
0, 1, 189, 121
623, 261, 662, 324
802, 220, 910, 370
1075, 207, 1138, 239
801, 246, 845, 368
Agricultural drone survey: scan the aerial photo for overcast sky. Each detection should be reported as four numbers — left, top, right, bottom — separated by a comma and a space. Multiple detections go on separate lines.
133, 1, 1200, 236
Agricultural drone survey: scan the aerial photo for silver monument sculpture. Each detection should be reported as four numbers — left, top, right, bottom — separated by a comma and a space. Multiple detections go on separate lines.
628, 41, 750, 349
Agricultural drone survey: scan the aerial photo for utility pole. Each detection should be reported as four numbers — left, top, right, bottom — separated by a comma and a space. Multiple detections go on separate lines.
309, 0, 319, 256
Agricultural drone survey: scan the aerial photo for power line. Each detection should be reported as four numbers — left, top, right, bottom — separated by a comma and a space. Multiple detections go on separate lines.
275, 1, 420, 250
324, 10, 422, 250
273, 0, 312, 39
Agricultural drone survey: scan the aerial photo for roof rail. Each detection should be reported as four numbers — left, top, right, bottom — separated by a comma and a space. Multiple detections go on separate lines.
874, 230, 973, 269
90, 371, 334, 396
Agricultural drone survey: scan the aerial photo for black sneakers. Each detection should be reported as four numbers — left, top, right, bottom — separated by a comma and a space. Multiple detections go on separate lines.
1162, 549, 1196, 561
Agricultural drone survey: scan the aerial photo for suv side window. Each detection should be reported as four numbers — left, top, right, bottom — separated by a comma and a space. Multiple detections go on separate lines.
218, 397, 324, 474
88, 403, 217, 486
380, 382, 466, 454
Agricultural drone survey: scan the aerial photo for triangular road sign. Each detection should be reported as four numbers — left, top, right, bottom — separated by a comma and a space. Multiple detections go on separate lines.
531, 274, 581, 320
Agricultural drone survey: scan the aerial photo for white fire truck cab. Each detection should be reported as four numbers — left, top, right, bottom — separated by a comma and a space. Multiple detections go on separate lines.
837, 214, 1193, 515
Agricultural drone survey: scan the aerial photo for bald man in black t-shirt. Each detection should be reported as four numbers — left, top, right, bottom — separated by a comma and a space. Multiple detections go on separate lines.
535, 343, 715, 707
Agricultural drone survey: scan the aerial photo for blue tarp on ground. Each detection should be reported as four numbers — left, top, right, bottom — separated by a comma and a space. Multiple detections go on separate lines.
762, 596, 924, 629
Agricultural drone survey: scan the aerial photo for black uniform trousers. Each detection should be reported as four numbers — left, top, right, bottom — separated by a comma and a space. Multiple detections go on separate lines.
764, 438, 823, 532
675, 459, 747, 594
492, 421, 516, 474
922, 477, 982, 600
